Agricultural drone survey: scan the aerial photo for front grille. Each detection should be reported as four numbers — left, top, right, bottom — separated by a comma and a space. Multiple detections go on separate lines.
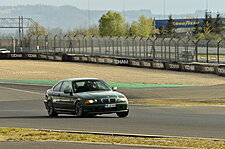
102, 98, 109, 103
110, 98, 116, 103
101, 98, 116, 103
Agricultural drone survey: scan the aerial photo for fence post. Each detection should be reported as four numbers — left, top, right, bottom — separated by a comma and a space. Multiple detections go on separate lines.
53, 35, 58, 53
11, 36, 15, 53
132, 37, 136, 58
169, 38, 173, 62
160, 38, 165, 61
176, 38, 182, 61
116, 36, 120, 56
139, 37, 143, 59
185, 39, 191, 63
91, 35, 94, 56
125, 36, 129, 57
146, 37, 151, 60
73, 35, 77, 54
29, 35, 32, 53
45, 35, 48, 53
192, 39, 200, 62
206, 40, 211, 63
217, 40, 222, 64
36, 35, 40, 53
63, 34, 68, 54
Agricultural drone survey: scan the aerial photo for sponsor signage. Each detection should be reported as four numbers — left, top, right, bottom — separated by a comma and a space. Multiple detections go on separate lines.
105, 58, 113, 64
114, 58, 129, 65
130, 60, 141, 66
55, 56, 62, 61
39, 54, 48, 59
27, 54, 37, 58
168, 63, 180, 70
201, 66, 215, 73
89, 57, 97, 63
141, 61, 152, 67
48, 56, 54, 60
182, 64, 195, 71
97, 58, 105, 63
11, 54, 23, 58
217, 67, 225, 75
152, 62, 164, 69
155, 18, 225, 29
81, 56, 88, 61
72, 56, 80, 61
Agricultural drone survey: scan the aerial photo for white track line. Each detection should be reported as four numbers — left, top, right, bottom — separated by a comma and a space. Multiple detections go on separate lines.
0, 86, 44, 95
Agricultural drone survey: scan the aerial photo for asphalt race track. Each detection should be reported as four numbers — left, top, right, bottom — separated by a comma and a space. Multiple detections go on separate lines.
0, 83, 225, 140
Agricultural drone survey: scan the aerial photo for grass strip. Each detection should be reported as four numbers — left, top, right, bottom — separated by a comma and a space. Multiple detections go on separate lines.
129, 98, 225, 106
0, 79, 199, 88
0, 127, 225, 149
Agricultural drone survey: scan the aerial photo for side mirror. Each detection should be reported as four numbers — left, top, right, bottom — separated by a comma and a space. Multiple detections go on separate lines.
112, 87, 118, 91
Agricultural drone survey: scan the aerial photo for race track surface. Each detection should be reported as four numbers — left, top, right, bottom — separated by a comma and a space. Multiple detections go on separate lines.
0, 83, 225, 139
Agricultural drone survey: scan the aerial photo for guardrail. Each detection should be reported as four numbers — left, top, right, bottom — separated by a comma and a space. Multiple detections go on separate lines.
1, 35, 225, 64
1, 53, 225, 77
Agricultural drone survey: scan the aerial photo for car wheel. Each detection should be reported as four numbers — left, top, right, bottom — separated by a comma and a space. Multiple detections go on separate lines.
75, 102, 84, 117
116, 110, 129, 118
47, 101, 58, 117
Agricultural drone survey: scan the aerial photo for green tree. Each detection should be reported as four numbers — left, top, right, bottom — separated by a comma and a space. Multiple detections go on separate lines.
99, 11, 126, 36
193, 19, 200, 35
129, 15, 158, 37
202, 11, 213, 34
165, 15, 176, 37
67, 26, 99, 37
27, 23, 46, 36
158, 24, 166, 37
213, 12, 223, 34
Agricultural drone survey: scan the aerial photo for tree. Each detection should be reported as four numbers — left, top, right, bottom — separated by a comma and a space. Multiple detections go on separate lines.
202, 11, 213, 34
158, 24, 166, 37
165, 15, 176, 37
193, 19, 200, 35
27, 23, 46, 36
67, 25, 99, 37
99, 11, 126, 36
129, 15, 158, 37
213, 12, 223, 34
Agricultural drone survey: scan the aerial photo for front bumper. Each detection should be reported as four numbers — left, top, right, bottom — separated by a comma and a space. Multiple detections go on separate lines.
83, 102, 129, 115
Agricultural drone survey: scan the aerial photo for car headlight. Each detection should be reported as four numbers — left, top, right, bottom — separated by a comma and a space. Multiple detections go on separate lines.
117, 97, 128, 102
85, 99, 98, 104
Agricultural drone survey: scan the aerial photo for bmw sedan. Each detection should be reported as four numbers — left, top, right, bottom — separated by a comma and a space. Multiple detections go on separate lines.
44, 78, 129, 117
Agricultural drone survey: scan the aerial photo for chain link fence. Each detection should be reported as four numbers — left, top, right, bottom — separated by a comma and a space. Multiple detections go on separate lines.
1, 35, 225, 63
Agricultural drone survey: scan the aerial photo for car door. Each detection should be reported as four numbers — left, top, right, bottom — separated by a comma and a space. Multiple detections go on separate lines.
59, 81, 75, 110
51, 81, 63, 109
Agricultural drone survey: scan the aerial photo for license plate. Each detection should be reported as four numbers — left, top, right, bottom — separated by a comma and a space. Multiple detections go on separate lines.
104, 104, 116, 108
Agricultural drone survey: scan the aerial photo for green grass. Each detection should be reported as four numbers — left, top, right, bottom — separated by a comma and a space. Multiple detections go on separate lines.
0, 79, 199, 89
0, 127, 225, 149
129, 98, 225, 106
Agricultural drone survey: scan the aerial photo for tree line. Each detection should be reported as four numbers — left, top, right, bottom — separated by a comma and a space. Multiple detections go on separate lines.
27, 10, 224, 40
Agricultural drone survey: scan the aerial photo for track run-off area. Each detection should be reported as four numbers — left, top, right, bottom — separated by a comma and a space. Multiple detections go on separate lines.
0, 60, 225, 140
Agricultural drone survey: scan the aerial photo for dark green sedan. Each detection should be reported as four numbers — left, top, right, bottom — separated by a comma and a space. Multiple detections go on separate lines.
44, 78, 129, 117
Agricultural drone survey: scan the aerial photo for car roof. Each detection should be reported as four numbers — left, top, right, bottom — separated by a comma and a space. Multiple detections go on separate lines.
63, 78, 100, 82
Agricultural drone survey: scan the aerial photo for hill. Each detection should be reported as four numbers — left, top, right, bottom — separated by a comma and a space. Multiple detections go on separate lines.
0, 5, 220, 31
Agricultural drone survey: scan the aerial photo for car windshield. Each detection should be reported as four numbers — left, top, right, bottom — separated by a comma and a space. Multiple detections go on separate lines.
72, 80, 111, 93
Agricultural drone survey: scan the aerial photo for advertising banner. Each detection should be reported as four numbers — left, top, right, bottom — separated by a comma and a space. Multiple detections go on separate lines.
155, 18, 225, 29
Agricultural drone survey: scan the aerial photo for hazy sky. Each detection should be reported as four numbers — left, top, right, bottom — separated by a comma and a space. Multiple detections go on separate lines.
2, 0, 225, 14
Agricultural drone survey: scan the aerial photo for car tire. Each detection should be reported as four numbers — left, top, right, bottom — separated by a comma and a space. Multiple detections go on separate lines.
75, 102, 84, 117
116, 110, 129, 118
47, 100, 58, 117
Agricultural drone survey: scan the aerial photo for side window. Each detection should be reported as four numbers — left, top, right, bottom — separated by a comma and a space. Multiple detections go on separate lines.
53, 82, 63, 92
60, 81, 71, 92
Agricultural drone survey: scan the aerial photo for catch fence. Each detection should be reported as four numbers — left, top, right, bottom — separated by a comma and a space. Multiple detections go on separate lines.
1, 35, 225, 63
